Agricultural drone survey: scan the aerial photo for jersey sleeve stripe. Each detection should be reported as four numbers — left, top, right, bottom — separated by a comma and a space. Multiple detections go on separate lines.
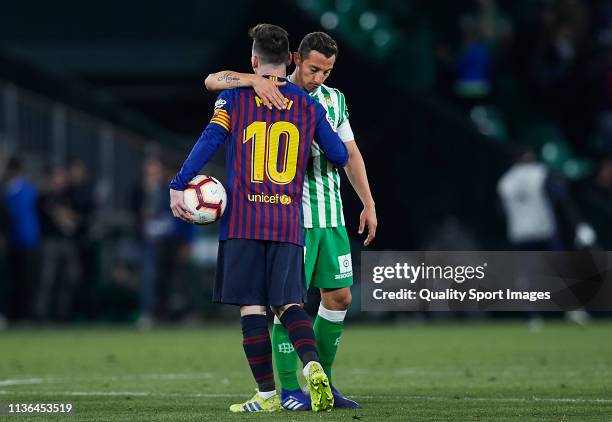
211, 116, 230, 127
212, 113, 229, 121
210, 119, 230, 131
214, 112, 230, 121
211, 109, 231, 130
213, 112, 230, 122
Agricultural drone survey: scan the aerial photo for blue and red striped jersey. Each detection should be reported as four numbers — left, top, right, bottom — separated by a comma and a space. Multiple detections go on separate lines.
170, 77, 348, 245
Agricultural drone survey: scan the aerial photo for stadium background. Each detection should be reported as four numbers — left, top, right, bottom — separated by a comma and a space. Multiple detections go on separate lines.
0, 1, 611, 420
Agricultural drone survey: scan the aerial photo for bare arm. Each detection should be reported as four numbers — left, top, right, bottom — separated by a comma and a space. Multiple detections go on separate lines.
205, 71, 252, 92
344, 140, 377, 246
204, 71, 287, 110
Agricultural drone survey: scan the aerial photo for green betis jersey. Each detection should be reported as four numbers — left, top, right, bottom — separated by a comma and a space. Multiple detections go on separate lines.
302, 83, 354, 228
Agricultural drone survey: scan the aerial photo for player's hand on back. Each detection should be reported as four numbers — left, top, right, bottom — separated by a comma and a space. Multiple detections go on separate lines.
359, 204, 377, 247
170, 189, 193, 223
252, 75, 286, 110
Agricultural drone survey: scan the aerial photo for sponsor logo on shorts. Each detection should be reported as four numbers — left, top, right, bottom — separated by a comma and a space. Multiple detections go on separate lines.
214, 99, 227, 109
335, 253, 353, 279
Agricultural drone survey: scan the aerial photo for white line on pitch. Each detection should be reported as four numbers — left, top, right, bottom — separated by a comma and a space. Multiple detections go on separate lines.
0, 391, 237, 398
0, 379, 44, 386
0, 373, 214, 386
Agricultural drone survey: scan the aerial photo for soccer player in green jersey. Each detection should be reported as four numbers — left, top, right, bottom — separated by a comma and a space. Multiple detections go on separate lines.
205, 31, 377, 410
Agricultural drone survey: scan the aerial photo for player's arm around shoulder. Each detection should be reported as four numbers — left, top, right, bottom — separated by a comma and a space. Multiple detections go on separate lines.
204, 71, 248, 91
204, 70, 286, 110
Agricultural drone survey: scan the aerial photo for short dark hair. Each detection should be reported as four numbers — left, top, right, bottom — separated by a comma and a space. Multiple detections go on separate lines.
248, 24, 290, 66
298, 32, 338, 59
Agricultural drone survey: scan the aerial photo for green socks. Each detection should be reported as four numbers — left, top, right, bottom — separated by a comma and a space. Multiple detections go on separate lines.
272, 318, 300, 391
313, 305, 346, 385
272, 305, 346, 390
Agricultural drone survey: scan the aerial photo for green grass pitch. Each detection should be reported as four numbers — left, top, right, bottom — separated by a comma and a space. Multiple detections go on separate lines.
1, 322, 611, 421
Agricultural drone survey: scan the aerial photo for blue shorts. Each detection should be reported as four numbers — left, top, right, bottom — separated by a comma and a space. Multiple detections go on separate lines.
213, 239, 306, 306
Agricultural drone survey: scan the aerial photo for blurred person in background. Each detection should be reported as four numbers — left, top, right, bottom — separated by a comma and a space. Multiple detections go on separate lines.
67, 159, 96, 319
497, 145, 562, 252
132, 155, 174, 329
432, 0, 513, 126
36, 165, 82, 321
1, 156, 41, 323
450, 0, 512, 107
454, 15, 492, 105
497, 145, 595, 327
470, 0, 513, 50
497, 145, 596, 251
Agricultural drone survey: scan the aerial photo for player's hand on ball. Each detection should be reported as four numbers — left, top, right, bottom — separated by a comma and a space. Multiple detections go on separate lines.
170, 189, 193, 222
252, 75, 286, 110
359, 204, 377, 247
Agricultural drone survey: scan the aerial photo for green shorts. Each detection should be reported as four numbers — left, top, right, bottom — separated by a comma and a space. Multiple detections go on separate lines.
304, 226, 353, 289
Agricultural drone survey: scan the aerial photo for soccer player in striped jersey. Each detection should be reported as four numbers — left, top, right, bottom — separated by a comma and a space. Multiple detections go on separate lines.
170, 24, 349, 412
205, 32, 377, 410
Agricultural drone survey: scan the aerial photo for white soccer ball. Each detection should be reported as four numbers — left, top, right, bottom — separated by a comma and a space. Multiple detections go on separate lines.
183, 175, 227, 225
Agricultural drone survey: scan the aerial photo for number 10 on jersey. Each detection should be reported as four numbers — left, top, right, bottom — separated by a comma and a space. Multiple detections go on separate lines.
243, 121, 300, 185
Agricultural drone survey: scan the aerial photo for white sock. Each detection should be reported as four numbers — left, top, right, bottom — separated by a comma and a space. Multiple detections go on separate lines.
317, 303, 347, 323
258, 389, 276, 400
